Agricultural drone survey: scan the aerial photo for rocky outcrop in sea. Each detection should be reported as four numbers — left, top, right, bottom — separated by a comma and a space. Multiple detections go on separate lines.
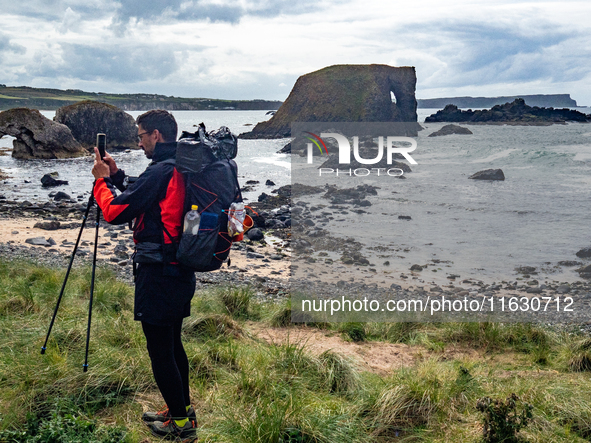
469, 169, 505, 180
428, 124, 473, 137
241, 64, 420, 139
0, 108, 87, 159
54, 101, 138, 152
425, 99, 590, 125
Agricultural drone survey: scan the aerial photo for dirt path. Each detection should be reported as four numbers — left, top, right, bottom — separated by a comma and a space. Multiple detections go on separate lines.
246, 323, 485, 376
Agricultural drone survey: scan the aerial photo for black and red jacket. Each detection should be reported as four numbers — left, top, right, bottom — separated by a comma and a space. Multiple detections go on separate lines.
93, 142, 185, 264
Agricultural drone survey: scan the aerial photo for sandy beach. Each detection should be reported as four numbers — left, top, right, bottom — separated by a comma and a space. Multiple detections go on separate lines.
0, 215, 290, 280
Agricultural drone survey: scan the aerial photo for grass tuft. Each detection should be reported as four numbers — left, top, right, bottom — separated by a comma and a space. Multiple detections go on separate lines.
218, 285, 253, 319
270, 299, 292, 327
182, 313, 243, 340
369, 384, 435, 437
318, 350, 360, 395
567, 338, 591, 371
339, 322, 366, 342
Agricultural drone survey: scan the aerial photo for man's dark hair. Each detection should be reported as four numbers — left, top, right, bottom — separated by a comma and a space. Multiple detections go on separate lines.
136, 110, 178, 142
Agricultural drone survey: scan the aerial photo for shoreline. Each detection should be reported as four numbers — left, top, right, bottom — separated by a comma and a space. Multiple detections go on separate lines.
0, 208, 291, 301
1, 193, 590, 315
2, 212, 589, 302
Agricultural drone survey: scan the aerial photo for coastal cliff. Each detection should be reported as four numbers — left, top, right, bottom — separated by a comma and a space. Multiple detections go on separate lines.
0, 85, 282, 112
240, 64, 419, 139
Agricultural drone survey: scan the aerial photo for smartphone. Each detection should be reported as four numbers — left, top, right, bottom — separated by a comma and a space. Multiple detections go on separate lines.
96, 133, 106, 159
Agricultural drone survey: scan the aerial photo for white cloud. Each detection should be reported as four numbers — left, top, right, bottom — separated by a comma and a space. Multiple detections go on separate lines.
59, 7, 83, 33
0, 0, 590, 104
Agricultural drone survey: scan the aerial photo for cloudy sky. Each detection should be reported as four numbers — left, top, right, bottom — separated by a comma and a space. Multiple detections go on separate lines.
0, 0, 589, 105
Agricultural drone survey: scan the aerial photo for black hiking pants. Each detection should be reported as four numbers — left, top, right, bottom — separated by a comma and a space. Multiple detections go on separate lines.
142, 319, 191, 419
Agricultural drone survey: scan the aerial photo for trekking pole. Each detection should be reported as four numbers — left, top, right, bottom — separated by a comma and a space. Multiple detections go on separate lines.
41, 189, 95, 356
83, 199, 101, 372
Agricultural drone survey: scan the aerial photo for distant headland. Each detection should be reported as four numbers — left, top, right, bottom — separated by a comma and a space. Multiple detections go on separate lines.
0, 84, 282, 112
418, 94, 578, 109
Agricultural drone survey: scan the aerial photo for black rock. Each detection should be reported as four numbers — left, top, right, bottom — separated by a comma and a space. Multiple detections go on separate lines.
558, 260, 581, 267
428, 124, 473, 137
577, 264, 591, 278
258, 193, 270, 202
54, 191, 71, 201
576, 247, 591, 258
25, 236, 49, 246
398, 215, 411, 220
41, 173, 69, 187
33, 221, 61, 230
515, 266, 537, 274
250, 213, 266, 228
469, 169, 505, 181
266, 219, 286, 229
114, 244, 128, 259
265, 179, 276, 186
246, 228, 264, 241
277, 143, 291, 154
273, 186, 291, 197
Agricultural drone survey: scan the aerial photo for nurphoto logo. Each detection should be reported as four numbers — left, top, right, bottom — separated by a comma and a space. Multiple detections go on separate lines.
305, 132, 418, 166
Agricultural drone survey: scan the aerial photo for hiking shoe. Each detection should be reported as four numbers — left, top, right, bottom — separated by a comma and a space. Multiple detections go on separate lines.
147, 418, 197, 442
143, 406, 196, 423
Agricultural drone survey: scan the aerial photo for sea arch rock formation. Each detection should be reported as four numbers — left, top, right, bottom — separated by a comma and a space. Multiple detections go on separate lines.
0, 108, 86, 159
241, 64, 419, 139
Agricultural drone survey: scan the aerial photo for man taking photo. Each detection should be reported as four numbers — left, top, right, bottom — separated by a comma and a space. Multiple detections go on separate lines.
91, 110, 197, 442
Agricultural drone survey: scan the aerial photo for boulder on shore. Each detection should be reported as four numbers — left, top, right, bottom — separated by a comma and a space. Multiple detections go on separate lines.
428, 124, 473, 137
0, 108, 86, 159
241, 64, 420, 139
469, 169, 505, 181
54, 101, 138, 151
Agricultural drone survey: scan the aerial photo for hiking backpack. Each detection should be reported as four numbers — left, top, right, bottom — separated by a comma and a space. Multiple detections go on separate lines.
163, 123, 248, 272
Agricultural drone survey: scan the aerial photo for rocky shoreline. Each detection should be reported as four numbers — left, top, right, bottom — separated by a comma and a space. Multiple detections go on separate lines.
2, 186, 591, 327
0, 191, 293, 302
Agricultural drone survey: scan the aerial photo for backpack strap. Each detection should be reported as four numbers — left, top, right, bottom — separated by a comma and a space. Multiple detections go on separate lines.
150, 158, 179, 258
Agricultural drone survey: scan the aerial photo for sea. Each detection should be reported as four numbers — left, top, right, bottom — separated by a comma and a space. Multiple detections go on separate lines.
1, 109, 590, 284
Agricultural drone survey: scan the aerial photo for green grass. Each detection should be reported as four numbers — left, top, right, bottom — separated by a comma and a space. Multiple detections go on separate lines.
3, 257, 591, 442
